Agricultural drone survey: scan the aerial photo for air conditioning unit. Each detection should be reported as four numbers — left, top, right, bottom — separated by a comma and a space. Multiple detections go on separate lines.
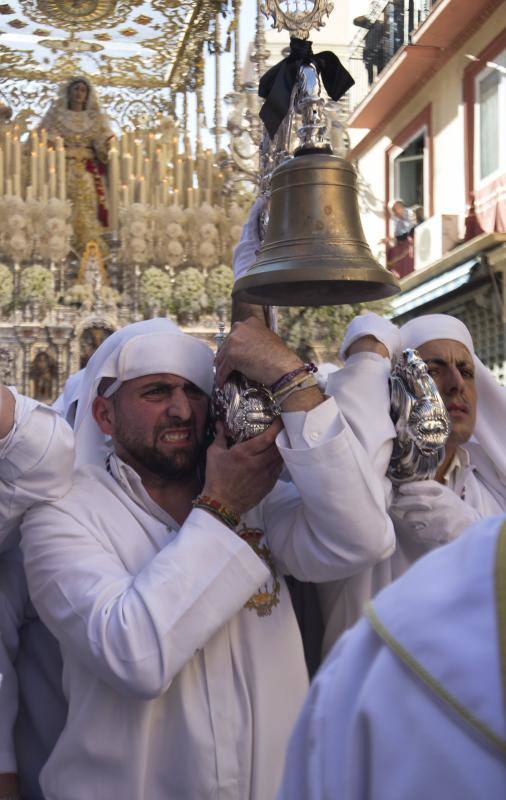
414, 214, 459, 271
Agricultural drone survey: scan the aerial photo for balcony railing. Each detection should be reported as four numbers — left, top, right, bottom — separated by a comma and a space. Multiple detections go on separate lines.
347, 0, 439, 115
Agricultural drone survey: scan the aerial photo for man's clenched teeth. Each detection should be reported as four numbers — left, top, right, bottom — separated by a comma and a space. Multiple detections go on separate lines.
159, 430, 191, 443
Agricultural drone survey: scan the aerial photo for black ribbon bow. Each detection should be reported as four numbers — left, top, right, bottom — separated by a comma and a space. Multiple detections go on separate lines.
258, 37, 354, 140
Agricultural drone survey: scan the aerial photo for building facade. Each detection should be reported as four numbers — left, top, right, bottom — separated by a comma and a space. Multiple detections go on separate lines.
344, 0, 506, 381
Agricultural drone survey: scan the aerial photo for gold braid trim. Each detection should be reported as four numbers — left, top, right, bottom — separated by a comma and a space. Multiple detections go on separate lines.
494, 521, 506, 717
365, 544, 506, 760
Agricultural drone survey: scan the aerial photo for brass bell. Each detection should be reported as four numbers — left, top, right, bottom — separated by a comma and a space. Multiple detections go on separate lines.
233, 152, 400, 307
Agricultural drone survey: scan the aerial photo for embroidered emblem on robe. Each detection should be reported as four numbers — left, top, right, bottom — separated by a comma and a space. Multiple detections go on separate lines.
238, 526, 280, 617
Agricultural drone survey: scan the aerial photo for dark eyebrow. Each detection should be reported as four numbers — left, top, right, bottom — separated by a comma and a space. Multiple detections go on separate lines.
140, 379, 200, 392
424, 357, 474, 371
424, 358, 447, 368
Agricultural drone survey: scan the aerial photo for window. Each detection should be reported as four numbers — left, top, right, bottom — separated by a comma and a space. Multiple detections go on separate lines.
475, 49, 506, 185
393, 133, 425, 208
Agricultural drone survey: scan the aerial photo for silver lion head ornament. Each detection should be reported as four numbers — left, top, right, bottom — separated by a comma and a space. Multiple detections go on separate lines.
388, 349, 450, 484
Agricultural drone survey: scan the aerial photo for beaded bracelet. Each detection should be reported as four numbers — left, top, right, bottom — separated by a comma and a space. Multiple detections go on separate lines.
193, 494, 240, 530
270, 362, 317, 394
275, 374, 318, 407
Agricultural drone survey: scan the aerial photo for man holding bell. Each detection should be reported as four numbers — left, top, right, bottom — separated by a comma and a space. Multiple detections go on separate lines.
19, 316, 394, 799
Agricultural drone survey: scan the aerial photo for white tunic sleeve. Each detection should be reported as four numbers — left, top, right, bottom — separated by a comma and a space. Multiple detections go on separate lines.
0, 389, 74, 547
326, 352, 395, 505
263, 396, 395, 581
21, 502, 269, 699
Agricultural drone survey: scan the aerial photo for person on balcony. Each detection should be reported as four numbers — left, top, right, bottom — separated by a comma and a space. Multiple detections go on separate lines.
390, 198, 417, 242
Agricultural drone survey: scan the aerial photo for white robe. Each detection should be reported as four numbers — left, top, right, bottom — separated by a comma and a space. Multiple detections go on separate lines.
277, 514, 506, 800
0, 389, 73, 790
319, 352, 505, 655
21, 397, 395, 800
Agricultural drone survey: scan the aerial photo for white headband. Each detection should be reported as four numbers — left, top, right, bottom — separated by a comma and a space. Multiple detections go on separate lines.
73, 319, 214, 466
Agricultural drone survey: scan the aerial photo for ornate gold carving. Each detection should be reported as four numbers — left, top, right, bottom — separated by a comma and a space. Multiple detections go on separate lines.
261, 0, 333, 40
0, 0, 226, 92
8, 17, 27, 26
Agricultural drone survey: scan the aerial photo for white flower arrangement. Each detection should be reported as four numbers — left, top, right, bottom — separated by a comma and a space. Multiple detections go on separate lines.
0, 264, 13, 309
19, 265, 55, 306
139, 267, 172, 314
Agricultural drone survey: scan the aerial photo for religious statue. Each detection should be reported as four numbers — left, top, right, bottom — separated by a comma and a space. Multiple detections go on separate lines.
40, 77, 113, 254
30, 350, 57, 402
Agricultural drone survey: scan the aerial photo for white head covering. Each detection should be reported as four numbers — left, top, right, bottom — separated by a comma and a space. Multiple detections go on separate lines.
400, 314, 506, 481
52, 368, 85, 425
74, 318, 214, 466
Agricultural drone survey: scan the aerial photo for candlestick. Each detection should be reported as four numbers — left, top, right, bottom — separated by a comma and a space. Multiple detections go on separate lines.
134, 139, 143, 178
56, 146, 66, 201
121, 183, 129, 207
139, 175, 146, 204
30, 150, 38, 199
48, 168, 56, 198
109, 142, 119, 233
205, 150, 213, 192
4, 131, 11, 180
175, 158, 183, 197
172, 188, 179, 206
38, 141, 46, 201
13, 136, 21, 185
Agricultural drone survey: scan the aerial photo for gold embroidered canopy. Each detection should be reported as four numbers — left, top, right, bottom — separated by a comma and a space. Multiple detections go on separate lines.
0, 0, 225, 90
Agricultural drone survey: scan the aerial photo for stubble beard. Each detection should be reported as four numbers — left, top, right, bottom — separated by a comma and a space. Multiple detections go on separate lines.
114, 418, 206, 481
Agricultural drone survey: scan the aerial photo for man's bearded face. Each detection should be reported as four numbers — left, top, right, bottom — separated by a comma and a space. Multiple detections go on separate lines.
109, 373, 209, 480
417, 339, 477, 448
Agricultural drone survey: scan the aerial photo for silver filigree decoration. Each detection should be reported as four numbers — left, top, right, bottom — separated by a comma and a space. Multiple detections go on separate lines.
261, 0, 334, 40
388, 349, 450, 484
211, 323, 280, 443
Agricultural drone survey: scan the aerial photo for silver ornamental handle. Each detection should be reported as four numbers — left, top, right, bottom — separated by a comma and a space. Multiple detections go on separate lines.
211, 323, 281, 443
388, 349, 450, 484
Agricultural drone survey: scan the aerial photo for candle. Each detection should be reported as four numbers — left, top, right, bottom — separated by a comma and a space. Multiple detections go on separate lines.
40, 128, 47, 147
175, 158, 183, 196
156, 147, 165, 184
26, 185, 34, 201
205, 150, 213, 191
143, 157, 151, 201
4, 131, 11, 179
41, 182, 48, 205
139, 176, 146, 204
187, 187, 193, 209
172, 188, 179, 206
122, 152, 132, 184
147, 132, 155, 161
38, 141, 46, 200
134, 139, 143, 178
121, 183, 129, 207
57, 145, 66, 201
162, 177, 169, 206
194, 185, 200, 208
13, 136, 21, 184
128, 174, 135, 204
48, 168, 56, 198
30, 150, 38, 198
109, 142, 119, 233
